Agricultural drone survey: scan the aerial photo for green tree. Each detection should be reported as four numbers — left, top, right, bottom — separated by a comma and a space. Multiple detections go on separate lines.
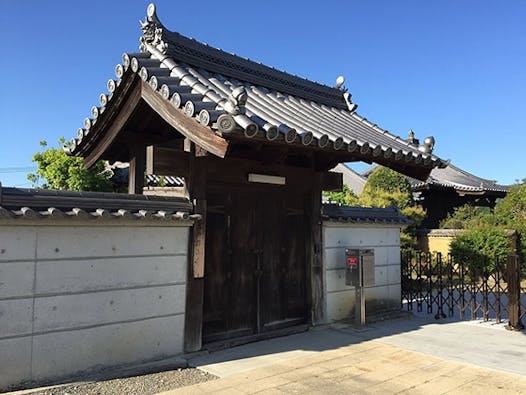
359, 166, 425, 251
494, 179, 526, 260
323, 184, 360, 206
450, 227, 512, 276
439, 204, 495, 229
445, 179, 525, 267
27, 139, 116, 192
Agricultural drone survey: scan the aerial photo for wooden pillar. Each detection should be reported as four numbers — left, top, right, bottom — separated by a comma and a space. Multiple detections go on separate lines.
506, 254, 524, 331
184, 146, 207, 352
128, 147, 145, 194
310, 172, 324, 324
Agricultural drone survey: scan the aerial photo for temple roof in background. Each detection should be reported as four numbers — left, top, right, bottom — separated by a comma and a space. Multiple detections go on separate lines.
361, 163, 510, 195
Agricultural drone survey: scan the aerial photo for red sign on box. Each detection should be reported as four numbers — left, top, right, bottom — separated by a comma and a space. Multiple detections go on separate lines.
347, 256, 358, 267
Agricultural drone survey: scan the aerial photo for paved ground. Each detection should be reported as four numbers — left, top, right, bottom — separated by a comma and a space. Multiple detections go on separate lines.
160, 315, 526, 394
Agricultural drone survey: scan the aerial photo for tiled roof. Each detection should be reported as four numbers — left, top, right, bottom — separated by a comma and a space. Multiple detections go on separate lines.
408, 164, 510, 193
66, 4, 445, 173
322, 204, 411, 225
362, 163, 510, 194
0, 184, 193, 221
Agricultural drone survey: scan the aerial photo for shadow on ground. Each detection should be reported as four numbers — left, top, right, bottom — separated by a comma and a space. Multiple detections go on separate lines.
189, 311, 526, 378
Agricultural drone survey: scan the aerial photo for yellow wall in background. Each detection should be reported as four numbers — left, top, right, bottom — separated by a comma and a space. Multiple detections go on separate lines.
417, 229, 517, 257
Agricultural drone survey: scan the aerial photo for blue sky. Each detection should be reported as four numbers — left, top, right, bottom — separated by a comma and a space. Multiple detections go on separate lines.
1, 1, 525, 187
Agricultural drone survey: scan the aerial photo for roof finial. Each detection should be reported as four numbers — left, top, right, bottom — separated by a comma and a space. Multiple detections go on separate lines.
147, 3, 157, 21
419, 136, 435, 154
408, 129, 415, 141
407, 129, 419, 146
139, 3, 167, 53
335, 76, 345, 90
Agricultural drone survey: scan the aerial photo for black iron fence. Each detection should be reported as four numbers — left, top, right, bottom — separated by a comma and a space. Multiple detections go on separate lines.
401, 251, 524, 330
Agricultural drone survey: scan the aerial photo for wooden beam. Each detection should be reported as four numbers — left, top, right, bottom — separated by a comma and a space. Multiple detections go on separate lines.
140, 81, 229, 158
189, 145, 207, 279
320, 171, 343, 192
146, 145, 154, 175
128, 147, 145, 194
506, 255, 524, 331
184, 145, 207, 352
184, 276, 205, 352
192, 199, 207, 278
310, 172, 324, 324
195, 145, 209, 157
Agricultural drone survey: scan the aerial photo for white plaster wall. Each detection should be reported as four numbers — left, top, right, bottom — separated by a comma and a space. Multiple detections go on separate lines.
0, 221, 190, 391
322, 222, 402, 323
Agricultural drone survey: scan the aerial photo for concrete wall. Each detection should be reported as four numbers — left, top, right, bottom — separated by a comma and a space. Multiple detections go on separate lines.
322, 223, 402, 323
0, 220, 190, 391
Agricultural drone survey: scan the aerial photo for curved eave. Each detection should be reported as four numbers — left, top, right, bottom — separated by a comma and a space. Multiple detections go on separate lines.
412, 182, 509, 195
67, 49, 444, 181
68, 70, 229, 168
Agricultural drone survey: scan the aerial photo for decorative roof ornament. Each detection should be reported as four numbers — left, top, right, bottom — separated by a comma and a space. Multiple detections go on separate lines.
343, 92, 357, 113
334, 76, 346, 90
335, 76, 357, 112
139, 3, 168, 53
419, 136, 435, 154
408, 129, 435, 153
407, 129, 418, 145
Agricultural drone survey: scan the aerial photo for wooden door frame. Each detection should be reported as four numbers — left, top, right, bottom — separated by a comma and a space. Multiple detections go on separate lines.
184, 159, 325, 351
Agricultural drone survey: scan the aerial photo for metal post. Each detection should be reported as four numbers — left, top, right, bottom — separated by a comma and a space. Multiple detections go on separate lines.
355, 254, 366, 327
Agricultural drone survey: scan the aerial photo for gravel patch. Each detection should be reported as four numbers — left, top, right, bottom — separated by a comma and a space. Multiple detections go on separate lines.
26, 368, 217, 395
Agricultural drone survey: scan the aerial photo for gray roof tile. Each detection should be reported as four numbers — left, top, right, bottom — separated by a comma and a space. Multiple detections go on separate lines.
409, 163, 510, 193
0, 185, 193, 222
362, 163, 509, 194
67, 4, 446, 172
322, 204, 411, 225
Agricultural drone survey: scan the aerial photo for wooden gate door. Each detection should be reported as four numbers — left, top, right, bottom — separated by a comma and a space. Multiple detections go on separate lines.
203, 189, 308, 343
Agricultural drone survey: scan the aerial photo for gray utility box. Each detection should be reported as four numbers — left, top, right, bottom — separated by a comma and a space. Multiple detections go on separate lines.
344, 248, 375, 327
344, 249, 375, 287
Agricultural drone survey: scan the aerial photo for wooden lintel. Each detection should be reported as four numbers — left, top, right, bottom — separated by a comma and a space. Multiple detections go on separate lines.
140, 81, 229, 159
320, 171, 343, 192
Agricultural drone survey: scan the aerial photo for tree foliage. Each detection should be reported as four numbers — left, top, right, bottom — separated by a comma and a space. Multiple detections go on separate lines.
494, 179, 526, 260
323, 184, 360, 206
27, 139, 116, 192
361, 166, 412, 197
450, 227, 512, 275
360, 166, 425, 251
439, 204, 494, 229
444, 179, 526, 263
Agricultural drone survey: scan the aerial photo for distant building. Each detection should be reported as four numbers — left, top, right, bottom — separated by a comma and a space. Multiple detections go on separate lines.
360, 163, 509, 228
408, 163, 509, 228
332, 163, 367, 195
